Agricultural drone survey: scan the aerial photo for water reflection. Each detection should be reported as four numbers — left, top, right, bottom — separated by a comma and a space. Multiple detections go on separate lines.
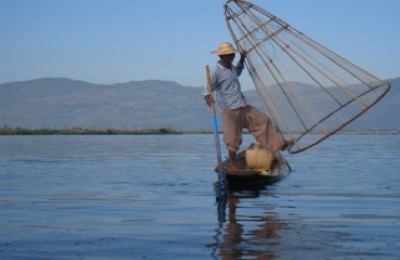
211, 185, 286, 259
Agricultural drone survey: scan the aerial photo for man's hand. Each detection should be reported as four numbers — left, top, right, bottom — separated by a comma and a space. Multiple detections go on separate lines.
204, 94, 215, 107
239, 50, 247, 64
240, 50, 247, 60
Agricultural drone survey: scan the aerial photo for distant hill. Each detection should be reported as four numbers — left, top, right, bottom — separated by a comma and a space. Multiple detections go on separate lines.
347, 77, 400, 131
0, 78, 209, 130
0, 77, 399, 131
245, 77, 400, 132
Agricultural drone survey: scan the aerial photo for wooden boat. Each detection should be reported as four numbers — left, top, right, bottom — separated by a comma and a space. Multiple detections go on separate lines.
215, 146, 291, 189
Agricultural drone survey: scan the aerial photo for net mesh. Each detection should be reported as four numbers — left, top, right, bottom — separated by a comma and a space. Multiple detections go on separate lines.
224, 0, 391, 153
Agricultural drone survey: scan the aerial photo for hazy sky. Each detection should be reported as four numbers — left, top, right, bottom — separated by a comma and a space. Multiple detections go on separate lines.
1, 0, 399, 88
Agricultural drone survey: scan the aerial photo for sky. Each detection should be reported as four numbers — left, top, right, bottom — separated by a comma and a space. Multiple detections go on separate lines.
1, 0, 399, 89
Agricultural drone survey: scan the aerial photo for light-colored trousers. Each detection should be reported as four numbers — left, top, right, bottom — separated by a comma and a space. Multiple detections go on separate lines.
221, 105, 284, 153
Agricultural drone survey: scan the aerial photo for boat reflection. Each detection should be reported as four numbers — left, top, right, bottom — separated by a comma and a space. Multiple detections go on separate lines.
210, 185, 287, 259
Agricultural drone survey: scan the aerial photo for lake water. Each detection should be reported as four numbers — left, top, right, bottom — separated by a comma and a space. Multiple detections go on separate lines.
0, 134, 399, 259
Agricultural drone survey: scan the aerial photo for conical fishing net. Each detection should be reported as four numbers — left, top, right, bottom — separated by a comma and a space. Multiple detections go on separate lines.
224, 0, 391, 154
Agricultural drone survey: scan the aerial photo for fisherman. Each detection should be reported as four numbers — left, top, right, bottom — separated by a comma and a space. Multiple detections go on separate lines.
204, 42, 293, 173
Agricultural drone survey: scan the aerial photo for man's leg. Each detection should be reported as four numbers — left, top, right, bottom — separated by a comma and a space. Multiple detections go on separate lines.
227, 151, 242, 172
245, 106, 289, 152
221, 108, 244, 172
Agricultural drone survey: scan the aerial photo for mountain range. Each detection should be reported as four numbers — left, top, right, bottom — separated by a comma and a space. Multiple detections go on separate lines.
0, 77, 399, 131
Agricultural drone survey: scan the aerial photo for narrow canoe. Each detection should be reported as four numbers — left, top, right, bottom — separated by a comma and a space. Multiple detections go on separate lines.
216, 148, 291, 188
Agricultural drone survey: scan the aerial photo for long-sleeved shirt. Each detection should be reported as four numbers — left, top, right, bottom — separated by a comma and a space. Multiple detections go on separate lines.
205, 61, 246, 111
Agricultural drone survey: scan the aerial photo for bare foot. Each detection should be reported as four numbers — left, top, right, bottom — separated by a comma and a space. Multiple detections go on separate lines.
226, 163, 243, 173
280, 138, 295, 151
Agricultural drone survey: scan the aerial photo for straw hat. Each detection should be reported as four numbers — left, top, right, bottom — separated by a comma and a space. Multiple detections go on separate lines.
211, 42, 238, 55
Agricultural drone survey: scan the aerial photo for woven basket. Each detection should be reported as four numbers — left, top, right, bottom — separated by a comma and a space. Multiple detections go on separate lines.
245, 144, 274, 170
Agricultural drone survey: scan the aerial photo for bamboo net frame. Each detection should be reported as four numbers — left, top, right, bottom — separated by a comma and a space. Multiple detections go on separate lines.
224, 0, 391, 154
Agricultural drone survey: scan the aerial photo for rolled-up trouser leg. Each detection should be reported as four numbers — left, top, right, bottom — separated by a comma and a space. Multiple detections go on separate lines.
221, 108, 245, 152
245, 106, 285, 152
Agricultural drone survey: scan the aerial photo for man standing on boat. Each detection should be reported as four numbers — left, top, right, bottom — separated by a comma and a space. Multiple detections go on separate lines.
204, 42, 293, 173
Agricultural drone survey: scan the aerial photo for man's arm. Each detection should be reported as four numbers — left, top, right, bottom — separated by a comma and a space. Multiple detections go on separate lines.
236, 50, 247, 76
204, 65, 216, 108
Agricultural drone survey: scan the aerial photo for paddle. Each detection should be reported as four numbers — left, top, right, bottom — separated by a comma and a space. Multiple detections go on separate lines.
205, 65, 226, 199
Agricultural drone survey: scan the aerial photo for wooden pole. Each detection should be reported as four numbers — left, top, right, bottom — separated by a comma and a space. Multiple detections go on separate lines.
206, 65, 226, 198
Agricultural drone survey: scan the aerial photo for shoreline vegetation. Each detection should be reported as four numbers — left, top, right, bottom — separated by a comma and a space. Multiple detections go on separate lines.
0, 127, 398, 135
0, 127, 208, 135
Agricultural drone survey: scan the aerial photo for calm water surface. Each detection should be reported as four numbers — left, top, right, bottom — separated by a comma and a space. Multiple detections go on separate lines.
0, 134, 399, 259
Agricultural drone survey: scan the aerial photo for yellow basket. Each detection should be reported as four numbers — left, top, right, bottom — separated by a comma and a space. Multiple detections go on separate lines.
245, 144, 274, 171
